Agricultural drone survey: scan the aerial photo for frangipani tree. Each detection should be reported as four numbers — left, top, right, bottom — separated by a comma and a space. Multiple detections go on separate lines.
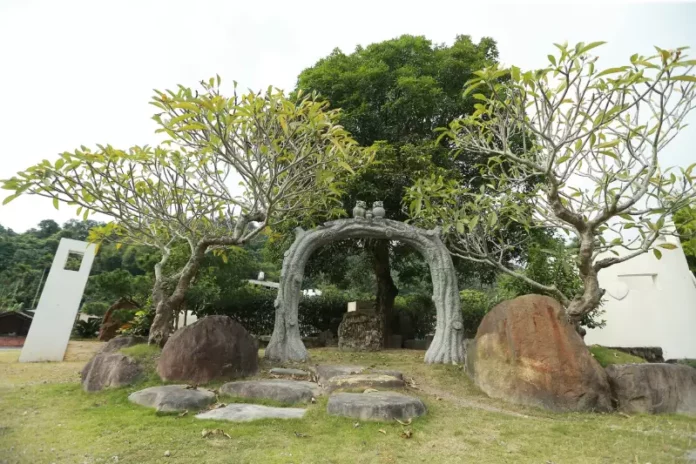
407, 42, 696, 325
3, 79, 371, 345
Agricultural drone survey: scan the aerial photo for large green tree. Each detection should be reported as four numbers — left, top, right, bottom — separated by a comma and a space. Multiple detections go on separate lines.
294, 34, 498, 340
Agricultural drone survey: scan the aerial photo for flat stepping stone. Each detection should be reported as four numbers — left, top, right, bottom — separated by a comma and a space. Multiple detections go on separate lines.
326, 373, 405, 392
220, 380, 319, 404
313, 364, 365, 385
196, 404, 306, 422
128, 385, 216, 412
269, 367, 310, 379
327, 391, 426, 421
369, 369, 404, 380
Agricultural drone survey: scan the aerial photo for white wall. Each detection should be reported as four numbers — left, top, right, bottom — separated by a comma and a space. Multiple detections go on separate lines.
585, 235, 696, 359
19, 238, 96, 362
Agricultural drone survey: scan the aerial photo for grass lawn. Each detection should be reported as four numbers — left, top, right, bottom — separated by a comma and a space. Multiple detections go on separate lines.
1, 342, 695, 464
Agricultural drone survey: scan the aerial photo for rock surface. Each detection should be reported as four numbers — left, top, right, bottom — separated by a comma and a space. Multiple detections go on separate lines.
606, 363, 696, 415
326, 373, 405, 392
338, 312, 383, 351
81, 335, 147, 392
128, 385, 216, 412
313, 365, 365, 386
196, 404, 306, 422
607, 346, 664, 363
220, 380, 319, 404
466, 295, 612, 412
327, 392, 426, 421
81, 353, 143, 392
269, 367, 310, 379
157, 316, 258, 384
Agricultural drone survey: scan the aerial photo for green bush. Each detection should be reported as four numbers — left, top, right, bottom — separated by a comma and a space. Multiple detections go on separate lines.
393, 294, 435, 339
72, 318, 100, 338
81, 301, 109, 317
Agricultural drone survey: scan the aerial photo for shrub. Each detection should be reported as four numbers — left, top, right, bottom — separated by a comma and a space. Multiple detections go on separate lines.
460, 289, 493, 338
81, 301, 109, 317
393, 294, 435, 339
72, 318, 100, 338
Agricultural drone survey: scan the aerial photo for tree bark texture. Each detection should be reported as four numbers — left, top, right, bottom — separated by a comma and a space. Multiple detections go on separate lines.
148, 245, 205, 347
371, 240, 398, 347
265, 218, 464, 364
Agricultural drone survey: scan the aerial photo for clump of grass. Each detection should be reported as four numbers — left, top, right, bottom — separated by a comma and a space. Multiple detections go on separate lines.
589, 345, 646, 367
119, 343, 161, 383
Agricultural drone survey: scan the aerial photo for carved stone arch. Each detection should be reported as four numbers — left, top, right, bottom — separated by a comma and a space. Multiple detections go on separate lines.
264, 218, 465, 364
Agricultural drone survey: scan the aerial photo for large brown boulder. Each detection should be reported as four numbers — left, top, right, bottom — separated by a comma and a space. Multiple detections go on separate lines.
157, 315, 258, 384
606, 363, 696, 415
466, 295, 612, 412
81, 335, 147, 392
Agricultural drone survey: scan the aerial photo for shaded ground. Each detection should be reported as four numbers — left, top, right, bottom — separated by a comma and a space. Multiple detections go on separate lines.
1, 343, 695, 463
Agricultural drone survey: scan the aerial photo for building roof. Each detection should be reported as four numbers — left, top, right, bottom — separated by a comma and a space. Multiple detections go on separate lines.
0, 310, 33, 321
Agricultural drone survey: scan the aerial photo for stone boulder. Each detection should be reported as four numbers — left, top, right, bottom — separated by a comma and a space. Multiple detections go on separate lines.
606, 363, 696, 415
81, 335, 147, 392
157, 315, 258, 384
338, 312, 382, 351
466, 295, 612, 412
128, 385, 216, 412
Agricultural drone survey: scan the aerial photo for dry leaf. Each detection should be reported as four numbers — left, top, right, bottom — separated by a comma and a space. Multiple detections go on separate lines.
202, 428, 231, 439
400, 430, 413, 439
294, 432, 310, 438
395, 418, 412, 426
436, 397, 443, 401
185, 384, 198, 390
177, 410, 188, 418
311, 397, 317, 404
378, 429, 387, 435
353, 422, 361, 428
363, 388, 379, 394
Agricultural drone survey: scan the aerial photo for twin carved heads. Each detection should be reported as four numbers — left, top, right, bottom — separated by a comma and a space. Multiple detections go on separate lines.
353, 201, 385, 219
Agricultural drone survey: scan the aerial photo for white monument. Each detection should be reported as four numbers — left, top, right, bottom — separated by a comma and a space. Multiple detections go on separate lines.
19, 238, 96, 362
585, 235, 696, 360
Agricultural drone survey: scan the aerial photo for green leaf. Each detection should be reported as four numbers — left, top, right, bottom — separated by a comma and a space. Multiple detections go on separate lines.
653, 248, 662, 260
671, 75, 696, 83
555, 154, 570, 165
548, 54, 557, 66
53, 197, 59, 210
596, 67, 628, 78
2, 193, 20, 205
658, 243, 677, 250
577, 41, 606, 55
338, 161, 355, 174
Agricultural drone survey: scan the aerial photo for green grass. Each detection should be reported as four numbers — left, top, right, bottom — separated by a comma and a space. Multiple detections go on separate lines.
1, 346, 694, 463
588, 345, 647, 367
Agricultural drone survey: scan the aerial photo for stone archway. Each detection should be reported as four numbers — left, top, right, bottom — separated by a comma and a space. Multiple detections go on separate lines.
265, 215, 465, 364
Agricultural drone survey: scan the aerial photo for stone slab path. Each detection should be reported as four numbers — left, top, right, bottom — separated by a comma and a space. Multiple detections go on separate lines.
220, 379, 319, 404
196, 404, 307, 422
269, 367, 310, 379
327, 391, 426, 421
326, 373, 405, 392
128, 385, 216, 412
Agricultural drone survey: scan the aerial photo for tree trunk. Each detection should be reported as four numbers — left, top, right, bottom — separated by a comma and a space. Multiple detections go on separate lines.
371, 240, 398, 347
566, 232, 604, 333
148, 244, 206, 347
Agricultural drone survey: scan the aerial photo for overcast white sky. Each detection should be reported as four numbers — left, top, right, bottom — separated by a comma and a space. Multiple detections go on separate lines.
0, 0, 695, 232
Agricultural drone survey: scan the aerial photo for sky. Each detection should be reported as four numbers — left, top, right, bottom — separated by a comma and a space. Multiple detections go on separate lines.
0, 0, 695, 232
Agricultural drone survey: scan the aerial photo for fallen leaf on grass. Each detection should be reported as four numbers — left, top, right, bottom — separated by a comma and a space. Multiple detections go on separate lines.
311, 397, 317, 404
378, 429, 387, 435
353, 422, 361, 428
177, 410, 188, 418
201, 428, 231, 439
400, 430, 413, 439
395, 418, 412, 426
